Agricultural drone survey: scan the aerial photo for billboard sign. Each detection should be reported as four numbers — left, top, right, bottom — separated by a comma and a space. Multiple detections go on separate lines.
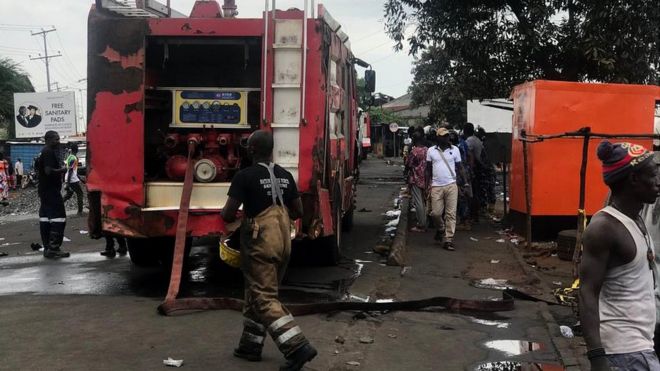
13, 92, 76, 138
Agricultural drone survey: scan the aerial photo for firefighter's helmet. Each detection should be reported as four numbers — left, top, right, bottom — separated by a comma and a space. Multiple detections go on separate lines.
219, 238, 240, 268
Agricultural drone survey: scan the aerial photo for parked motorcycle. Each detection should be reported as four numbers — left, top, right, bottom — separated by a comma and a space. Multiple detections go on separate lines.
22, 157, 39, 189
21, 169, 38, 189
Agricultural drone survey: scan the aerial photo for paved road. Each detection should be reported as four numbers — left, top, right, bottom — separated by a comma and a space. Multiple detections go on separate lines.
0, 158, 569, 370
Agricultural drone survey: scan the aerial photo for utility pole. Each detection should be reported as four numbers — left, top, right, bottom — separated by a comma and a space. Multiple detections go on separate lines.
77, 78, 87, 134
29, 28, 61, 92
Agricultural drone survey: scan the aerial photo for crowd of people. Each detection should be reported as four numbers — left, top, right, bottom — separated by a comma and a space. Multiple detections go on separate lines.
404, 122, 499, 250
0, 153, 24, 202
406, 125, 660, 369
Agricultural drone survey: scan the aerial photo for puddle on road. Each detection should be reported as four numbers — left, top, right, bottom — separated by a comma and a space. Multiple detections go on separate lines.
475, 361, 565, 371
0, 241, 369, 302
282, 258, 366, 303
468, 316, 510, 329
472, 278, 512, 290
188, 266, 208, 282
483, 340, 544, 356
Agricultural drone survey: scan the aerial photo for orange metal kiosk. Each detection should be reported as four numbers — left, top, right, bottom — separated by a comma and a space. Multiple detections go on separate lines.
509, 80, 659, 238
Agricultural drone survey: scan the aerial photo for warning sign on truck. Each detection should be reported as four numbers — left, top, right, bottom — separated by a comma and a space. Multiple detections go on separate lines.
172, 89, 248, 128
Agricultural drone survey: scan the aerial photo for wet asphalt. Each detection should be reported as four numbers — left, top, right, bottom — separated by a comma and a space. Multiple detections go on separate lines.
0, 244, 361, 301
0, 164, 384, 303
0, 158, 573, 370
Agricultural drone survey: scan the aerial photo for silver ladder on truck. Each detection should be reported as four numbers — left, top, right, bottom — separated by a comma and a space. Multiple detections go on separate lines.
262, 0, 318, 183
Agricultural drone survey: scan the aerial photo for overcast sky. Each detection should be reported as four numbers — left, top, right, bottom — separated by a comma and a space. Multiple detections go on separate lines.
0, 0, 415, 124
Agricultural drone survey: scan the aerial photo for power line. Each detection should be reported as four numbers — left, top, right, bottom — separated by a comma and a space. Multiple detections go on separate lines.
3, 58, 30, 69
354, 39, 394, 56
0, 24, 49, 28
351, 29, 385, 44
0, 50, 33, 56
54, 30, 83, 79
0, 45, 41, 52
29, 27, 62, 92
371, 51, 399, 64
52, 61, 78, 86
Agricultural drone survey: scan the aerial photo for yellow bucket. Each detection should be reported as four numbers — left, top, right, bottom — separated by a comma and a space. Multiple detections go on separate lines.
219, 239, 241, 268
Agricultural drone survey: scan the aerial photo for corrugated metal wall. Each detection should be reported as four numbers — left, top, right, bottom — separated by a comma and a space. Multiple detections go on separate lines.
8, 144, 44, 172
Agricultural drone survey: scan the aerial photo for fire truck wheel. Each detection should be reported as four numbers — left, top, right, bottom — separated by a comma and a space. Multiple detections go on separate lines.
319, 205, 343, 266
157, 237, 192, 270
341, 208, 354, 232
318, 234, 341, 266
127, 238, 161, 267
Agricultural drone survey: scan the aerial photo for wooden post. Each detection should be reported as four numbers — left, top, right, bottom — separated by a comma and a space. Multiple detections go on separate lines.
522, 130, 532, 249
502, 162, 508, 216
572, 128, 591, 278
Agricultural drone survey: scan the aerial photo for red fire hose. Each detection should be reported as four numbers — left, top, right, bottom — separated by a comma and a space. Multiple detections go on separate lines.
157, 138, 519, 316
159, 138, 198, 311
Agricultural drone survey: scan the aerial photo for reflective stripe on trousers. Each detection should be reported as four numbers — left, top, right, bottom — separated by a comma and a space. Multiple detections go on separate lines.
238, 317, 266, 350
239, 204, 308, 356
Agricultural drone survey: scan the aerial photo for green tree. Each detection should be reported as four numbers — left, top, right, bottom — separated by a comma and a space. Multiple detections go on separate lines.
0, 58, 35, 139
368, 106, 403, 125
356, 77, 374, 111
385, 0, 660, 125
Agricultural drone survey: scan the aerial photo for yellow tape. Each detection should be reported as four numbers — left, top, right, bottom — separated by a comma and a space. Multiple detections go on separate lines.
552, 279, 581, 306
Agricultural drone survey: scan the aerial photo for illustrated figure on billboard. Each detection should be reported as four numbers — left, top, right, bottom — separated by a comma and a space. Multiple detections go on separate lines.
26, 105, 42, 127
13, 92, 76, 138
15, 106, 29, 127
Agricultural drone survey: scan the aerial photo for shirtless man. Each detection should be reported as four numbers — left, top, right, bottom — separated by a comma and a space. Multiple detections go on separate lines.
580, 141, 660, 371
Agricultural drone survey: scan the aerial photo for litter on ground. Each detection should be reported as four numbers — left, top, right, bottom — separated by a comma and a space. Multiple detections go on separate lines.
560, 325, 574, 338
472, 278, 510, 290
386, 218, 400, 228
359, 336, 375, 344
385, 210, 401, 218
163, 358, 184, 367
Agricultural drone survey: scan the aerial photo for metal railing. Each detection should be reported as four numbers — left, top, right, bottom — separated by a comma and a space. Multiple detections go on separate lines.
97, 0, 178, 18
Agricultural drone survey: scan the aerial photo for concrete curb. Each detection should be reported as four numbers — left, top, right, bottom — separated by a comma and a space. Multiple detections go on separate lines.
507, 242, 583, 370
387, 196, 410, 266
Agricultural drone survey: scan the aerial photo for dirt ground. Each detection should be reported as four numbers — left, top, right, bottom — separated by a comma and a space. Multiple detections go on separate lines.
0, 185, 87, 218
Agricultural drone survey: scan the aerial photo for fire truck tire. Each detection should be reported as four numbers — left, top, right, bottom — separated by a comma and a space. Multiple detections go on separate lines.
158, 237, 193, 270
127, 238, 162, 267
341, 208, 354, 232
320, 203, 343, 265
319, 234, 341, 266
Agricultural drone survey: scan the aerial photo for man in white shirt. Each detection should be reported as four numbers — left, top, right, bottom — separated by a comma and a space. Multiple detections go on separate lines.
14, 159, 23, 189
426, 128, 469, 251
62, 144, 84, 216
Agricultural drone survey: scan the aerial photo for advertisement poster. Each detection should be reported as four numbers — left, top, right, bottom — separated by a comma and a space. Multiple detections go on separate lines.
13, 91, 77, 138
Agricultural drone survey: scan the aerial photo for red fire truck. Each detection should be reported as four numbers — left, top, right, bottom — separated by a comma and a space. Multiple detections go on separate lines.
86, 0, 375, 265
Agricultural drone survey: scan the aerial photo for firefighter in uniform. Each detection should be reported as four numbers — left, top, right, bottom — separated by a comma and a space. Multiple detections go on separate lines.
221, 130, 317, 371
37, 131, 70, 258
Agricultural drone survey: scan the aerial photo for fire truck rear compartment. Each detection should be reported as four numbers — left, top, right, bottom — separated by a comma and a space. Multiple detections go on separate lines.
143, 36, 262, 210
